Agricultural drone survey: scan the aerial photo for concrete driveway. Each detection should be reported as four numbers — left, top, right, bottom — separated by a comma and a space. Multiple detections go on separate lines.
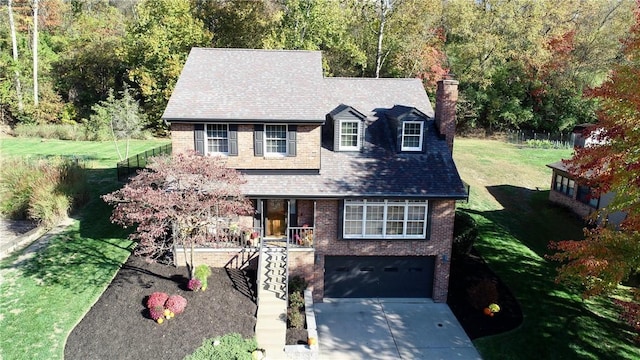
314, 298, 482, 360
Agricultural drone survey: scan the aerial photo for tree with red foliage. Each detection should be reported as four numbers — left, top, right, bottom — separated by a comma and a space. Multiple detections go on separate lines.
102, 152, 253, 278
548, 2, 640, 298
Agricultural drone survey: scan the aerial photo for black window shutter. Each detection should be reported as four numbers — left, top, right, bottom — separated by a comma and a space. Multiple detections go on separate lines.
254, 124, 264, 156
397, 122, 403, 153
194, 124, 205, 155
287, 125, 297, 157
337, 199, 344, 240
228, 125, 238, 156
426, 201, 432, 240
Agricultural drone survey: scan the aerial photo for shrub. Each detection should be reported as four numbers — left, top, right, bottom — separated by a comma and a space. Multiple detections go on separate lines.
188, 278, 202, 291
288, 275, 308, 294
467, 278, 499, 310
288, 308, 305, 329
289, 291, 304, 310
452, 211, 478, 257
194, 264, 212, 290
14, 123, 86, 140
165, 295, 187, 315
0, 157, 88, 226
185, 333, 258, 360
146, 292, 169, 309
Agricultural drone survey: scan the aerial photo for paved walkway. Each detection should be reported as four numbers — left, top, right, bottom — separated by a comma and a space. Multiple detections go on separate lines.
314, 298, 482, 360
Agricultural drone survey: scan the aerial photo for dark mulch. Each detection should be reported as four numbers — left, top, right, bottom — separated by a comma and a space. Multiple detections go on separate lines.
286, 327, 308, 345
447, 248, 524, 340
65, 255, 257, 360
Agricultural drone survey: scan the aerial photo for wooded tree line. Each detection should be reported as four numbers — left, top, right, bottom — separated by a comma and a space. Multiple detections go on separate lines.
0, 0, 635, 134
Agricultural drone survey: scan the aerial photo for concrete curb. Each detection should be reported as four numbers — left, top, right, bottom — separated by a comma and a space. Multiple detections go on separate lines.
0, 226, 48, 261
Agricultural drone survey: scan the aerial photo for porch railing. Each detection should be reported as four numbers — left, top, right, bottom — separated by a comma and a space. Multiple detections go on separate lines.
195, 227, 262, 248
288, 226, 314, 248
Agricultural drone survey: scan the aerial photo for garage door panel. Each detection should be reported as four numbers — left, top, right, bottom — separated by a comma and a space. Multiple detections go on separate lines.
324, 256, 434, 298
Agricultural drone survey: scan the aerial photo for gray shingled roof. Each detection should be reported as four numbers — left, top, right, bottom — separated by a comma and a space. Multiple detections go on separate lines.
241, 119, 467, 199
162, 48, 434, 123
162, 48, 327, 122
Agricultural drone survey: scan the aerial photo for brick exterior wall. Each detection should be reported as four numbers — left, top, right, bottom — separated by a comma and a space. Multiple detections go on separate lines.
311, 199, 456, 303
288, 250, 315, 283
548, 190, 593, 219
171, 123, 321, 170
548, 169, 594, 219
296, 200, 315, 226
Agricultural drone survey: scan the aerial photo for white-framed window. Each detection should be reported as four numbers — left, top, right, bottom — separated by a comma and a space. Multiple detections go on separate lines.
343, 199, 428, 239
339, 120, 360, 150
265, 124, 287, 155
401, 121, 424, 151
554, 174, 575, 197
206, 124, 229, 154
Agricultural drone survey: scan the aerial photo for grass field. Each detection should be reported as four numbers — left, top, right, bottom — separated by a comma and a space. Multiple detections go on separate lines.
454, 139, 640, 359
0, 137, 168, 360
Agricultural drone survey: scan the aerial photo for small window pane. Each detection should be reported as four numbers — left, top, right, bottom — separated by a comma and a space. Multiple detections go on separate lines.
206, 124, 228, 153
402, 122, 423, 150
340, 121, 359, 148
265, 125, 287, 154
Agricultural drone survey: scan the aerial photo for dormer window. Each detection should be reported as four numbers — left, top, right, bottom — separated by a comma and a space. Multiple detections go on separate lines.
339, 120, 360, 151
401, 121, 424, 151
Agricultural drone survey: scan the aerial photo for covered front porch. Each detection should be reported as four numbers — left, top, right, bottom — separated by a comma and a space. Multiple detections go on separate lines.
172, 198, 316, 250
251, 198, 316, 248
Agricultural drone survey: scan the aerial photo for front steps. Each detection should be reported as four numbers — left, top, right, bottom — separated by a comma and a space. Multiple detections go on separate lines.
255, 245, 288, 360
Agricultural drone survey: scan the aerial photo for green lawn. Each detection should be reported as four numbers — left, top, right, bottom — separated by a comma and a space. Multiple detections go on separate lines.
0, 137, 168, 360
454, 139, 640, 359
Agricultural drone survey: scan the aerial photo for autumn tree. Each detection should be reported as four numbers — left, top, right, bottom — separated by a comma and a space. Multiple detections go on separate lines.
121, 0, 211, 131
53, 1, 126, 120
263, 0, 366, 76
87, 86, 145, 159
191, 0, 279, 49
102, 152, 253, 277
548, 3, 640, 297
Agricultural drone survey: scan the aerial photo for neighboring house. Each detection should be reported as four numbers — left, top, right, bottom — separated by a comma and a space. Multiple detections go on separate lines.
162, 48, 467, 303
547, 124, 626, 226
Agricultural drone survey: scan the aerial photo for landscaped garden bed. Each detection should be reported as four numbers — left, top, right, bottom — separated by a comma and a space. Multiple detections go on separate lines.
64, 255, 258, 360
286, 276, 309, 345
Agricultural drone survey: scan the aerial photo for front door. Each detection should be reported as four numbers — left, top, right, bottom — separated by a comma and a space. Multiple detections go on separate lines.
266, 199, 286, 237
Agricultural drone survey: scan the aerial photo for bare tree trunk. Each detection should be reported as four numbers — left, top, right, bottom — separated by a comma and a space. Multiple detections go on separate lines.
375, 0, 390, 78
8, 0, 24, 111
32, 0, 39, 107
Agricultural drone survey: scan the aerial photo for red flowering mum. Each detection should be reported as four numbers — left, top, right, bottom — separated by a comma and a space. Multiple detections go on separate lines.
146, 292, 169, 309
165, 295, 187, 315
188, 278, 202, 291
149, 305, 165, 321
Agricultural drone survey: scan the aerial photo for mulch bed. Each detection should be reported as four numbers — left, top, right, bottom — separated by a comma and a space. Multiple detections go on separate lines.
65, 255, 257, 360
447, 248, 524, 339
65, 246, 522, 359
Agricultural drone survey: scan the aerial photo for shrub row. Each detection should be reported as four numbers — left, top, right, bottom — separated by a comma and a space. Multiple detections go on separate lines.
0, 157, 89, 227
13, 123, 152, 141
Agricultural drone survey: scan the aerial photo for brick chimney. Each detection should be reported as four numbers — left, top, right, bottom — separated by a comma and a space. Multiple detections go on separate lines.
435, 77, 459, 154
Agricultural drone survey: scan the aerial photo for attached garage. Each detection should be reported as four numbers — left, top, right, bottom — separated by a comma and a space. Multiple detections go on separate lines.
324, 256, 435, 298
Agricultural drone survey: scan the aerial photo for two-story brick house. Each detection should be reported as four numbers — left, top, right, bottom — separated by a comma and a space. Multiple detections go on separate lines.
163, 48, 467, 302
